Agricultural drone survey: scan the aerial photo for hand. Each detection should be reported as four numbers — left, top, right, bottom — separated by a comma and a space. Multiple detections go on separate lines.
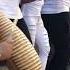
0, 41, 13, 61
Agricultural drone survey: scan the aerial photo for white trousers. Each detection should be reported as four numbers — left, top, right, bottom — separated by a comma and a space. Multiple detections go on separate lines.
21, 1, 50, 70
23, 16, 50, 70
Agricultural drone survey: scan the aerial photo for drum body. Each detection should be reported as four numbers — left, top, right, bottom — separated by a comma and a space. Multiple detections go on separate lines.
0, 12, 42, 70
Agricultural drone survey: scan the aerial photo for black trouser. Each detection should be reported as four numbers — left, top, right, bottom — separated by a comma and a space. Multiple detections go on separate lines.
41, 12, 70, 70
11, 18, 32, 43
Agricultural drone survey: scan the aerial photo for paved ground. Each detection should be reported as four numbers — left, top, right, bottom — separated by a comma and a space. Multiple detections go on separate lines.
66, 64, 70, 70
0, 66, 9, 70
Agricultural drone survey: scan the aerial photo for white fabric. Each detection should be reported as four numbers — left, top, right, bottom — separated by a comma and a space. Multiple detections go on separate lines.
0, 0, 22, 19
42, 0, 70, 14
22, 0, 44, 16
24, 16, 50, 70
21, 1, 50, 70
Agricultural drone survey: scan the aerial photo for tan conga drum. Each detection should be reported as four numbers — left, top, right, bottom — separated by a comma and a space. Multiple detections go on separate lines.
0, 12, 42, 70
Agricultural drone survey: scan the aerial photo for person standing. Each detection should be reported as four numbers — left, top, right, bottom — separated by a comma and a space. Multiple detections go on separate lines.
21, 0, 50, 70
41, 0, 70, 70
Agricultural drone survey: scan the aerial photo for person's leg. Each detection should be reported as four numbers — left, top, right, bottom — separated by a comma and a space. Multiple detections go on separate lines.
24, 16, 50, 70
35, 16, 50, 70
41, 14, 55, 70
23, 16, 37, 46
17, 18, 32, 43
41, 12, 70, 70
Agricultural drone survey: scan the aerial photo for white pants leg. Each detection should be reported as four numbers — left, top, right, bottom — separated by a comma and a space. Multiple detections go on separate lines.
35, 16, 50, 70
23, 16, 37, 46
24, 16, 50, 70
21, 0, 44, 47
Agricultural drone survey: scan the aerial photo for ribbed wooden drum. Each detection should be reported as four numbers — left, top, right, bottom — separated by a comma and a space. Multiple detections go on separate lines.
0, 12, 42, 70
